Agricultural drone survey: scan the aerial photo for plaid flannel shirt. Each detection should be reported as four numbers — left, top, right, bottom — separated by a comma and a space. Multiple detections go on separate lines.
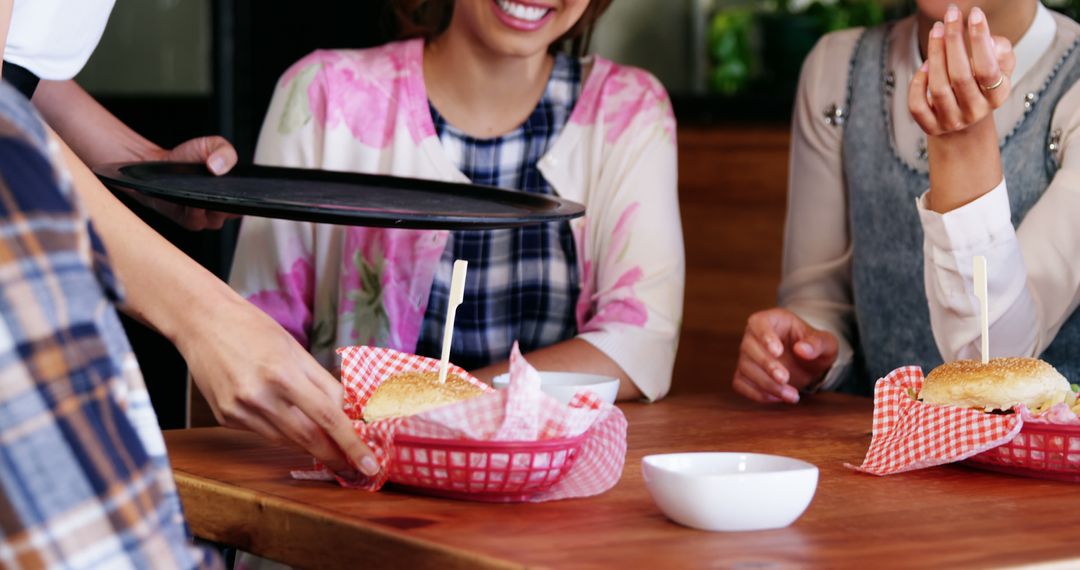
415, 52, 582, 370
0, 83, 218, 569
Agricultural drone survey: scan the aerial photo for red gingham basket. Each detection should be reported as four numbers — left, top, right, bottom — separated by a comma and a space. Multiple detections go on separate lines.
388, 432, 588, 502
965, 423, 1080, 482
322, 345, 627, 502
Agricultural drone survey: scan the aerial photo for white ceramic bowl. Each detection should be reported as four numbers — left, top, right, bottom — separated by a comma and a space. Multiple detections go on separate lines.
642, 452, 818, 532
492, 371, 619, 405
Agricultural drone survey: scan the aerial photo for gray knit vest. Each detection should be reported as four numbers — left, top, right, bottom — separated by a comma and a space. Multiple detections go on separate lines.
840, 24, 1080, 395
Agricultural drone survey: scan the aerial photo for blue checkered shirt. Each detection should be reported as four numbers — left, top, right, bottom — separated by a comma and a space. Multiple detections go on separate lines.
0, 83, 217, 569
416, 53, 582, 370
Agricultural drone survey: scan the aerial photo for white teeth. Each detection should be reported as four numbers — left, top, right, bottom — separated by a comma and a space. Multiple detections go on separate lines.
496, 0, 549, 22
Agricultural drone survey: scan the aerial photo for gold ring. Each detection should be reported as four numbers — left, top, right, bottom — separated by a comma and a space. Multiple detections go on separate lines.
981, 74, 1005, 91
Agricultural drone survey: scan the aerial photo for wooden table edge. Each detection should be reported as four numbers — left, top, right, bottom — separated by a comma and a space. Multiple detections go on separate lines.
173, 469, 525, 570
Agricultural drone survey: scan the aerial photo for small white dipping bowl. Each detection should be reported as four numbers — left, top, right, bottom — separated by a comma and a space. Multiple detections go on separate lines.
492, 371, 619, 405
642, 452, 818, 532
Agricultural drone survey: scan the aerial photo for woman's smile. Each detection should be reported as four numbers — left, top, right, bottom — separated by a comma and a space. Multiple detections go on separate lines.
491, 0, 556, 31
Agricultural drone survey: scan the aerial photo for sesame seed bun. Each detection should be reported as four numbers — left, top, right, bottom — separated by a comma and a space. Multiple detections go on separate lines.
363, 371, 485, 423
919, 357, 1072, 412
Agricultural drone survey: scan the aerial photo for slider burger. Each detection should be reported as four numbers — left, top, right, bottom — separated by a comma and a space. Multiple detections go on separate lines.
363, 371, 486, 423
919, 357, 1073, 413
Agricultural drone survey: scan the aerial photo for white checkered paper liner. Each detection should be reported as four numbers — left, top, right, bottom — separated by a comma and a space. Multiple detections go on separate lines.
846, 366, 1023, 475
292, 343, 627, 501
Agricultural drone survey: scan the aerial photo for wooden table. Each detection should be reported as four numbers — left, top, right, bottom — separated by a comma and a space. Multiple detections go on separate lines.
165, 392, 1080, 569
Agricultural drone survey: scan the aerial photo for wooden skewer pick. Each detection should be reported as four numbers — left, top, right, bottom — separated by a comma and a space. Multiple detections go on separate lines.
438, 260, 468, 384
973, 255, 989, 365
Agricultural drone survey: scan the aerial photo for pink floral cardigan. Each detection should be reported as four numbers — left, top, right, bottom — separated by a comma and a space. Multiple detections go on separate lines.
230, 39, 684, 401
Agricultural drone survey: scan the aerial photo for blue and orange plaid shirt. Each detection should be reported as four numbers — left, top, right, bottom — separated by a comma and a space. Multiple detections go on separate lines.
0, 83, 217, 569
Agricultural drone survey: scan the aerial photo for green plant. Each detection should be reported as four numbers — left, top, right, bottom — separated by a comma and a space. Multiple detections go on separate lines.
707, 0, 895, 95
806, 0, 885, 32
1045, 0, 1080, 20
708, 9, 755, 95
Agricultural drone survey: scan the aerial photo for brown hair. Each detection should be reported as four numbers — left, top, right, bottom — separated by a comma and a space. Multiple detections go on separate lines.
391, 0, 614, 56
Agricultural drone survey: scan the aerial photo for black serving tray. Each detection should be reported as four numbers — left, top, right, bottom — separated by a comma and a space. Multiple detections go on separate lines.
94, 162, 585, 229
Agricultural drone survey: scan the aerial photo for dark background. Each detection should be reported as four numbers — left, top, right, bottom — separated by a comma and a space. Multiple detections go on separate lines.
102, 0, 396, 428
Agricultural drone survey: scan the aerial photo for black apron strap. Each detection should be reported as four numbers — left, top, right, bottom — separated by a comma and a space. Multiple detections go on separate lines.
3, 62, 40, 100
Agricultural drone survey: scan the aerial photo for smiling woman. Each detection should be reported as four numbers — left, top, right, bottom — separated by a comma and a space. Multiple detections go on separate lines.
228, 0, 685, 406
731, 0, 1080, 405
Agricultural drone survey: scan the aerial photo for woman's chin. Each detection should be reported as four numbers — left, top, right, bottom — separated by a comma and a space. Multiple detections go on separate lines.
478, 34, 556, 59
916, 0, 984, 20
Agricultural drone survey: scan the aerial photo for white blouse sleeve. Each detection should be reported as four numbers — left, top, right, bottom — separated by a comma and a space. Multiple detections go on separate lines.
918, 182, 1038, 360
919, 85, 1080, 361
778, 30, 863, 391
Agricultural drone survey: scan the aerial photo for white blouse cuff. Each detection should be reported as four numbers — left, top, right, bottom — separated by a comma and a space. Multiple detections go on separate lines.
787, 311, 854, 393
811, 344, 853, 393
916, 180, 1012, 254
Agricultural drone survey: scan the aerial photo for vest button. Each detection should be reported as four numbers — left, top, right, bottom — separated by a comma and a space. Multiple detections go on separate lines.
823, 104, 846, 126
1024, 92, 1039, 111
